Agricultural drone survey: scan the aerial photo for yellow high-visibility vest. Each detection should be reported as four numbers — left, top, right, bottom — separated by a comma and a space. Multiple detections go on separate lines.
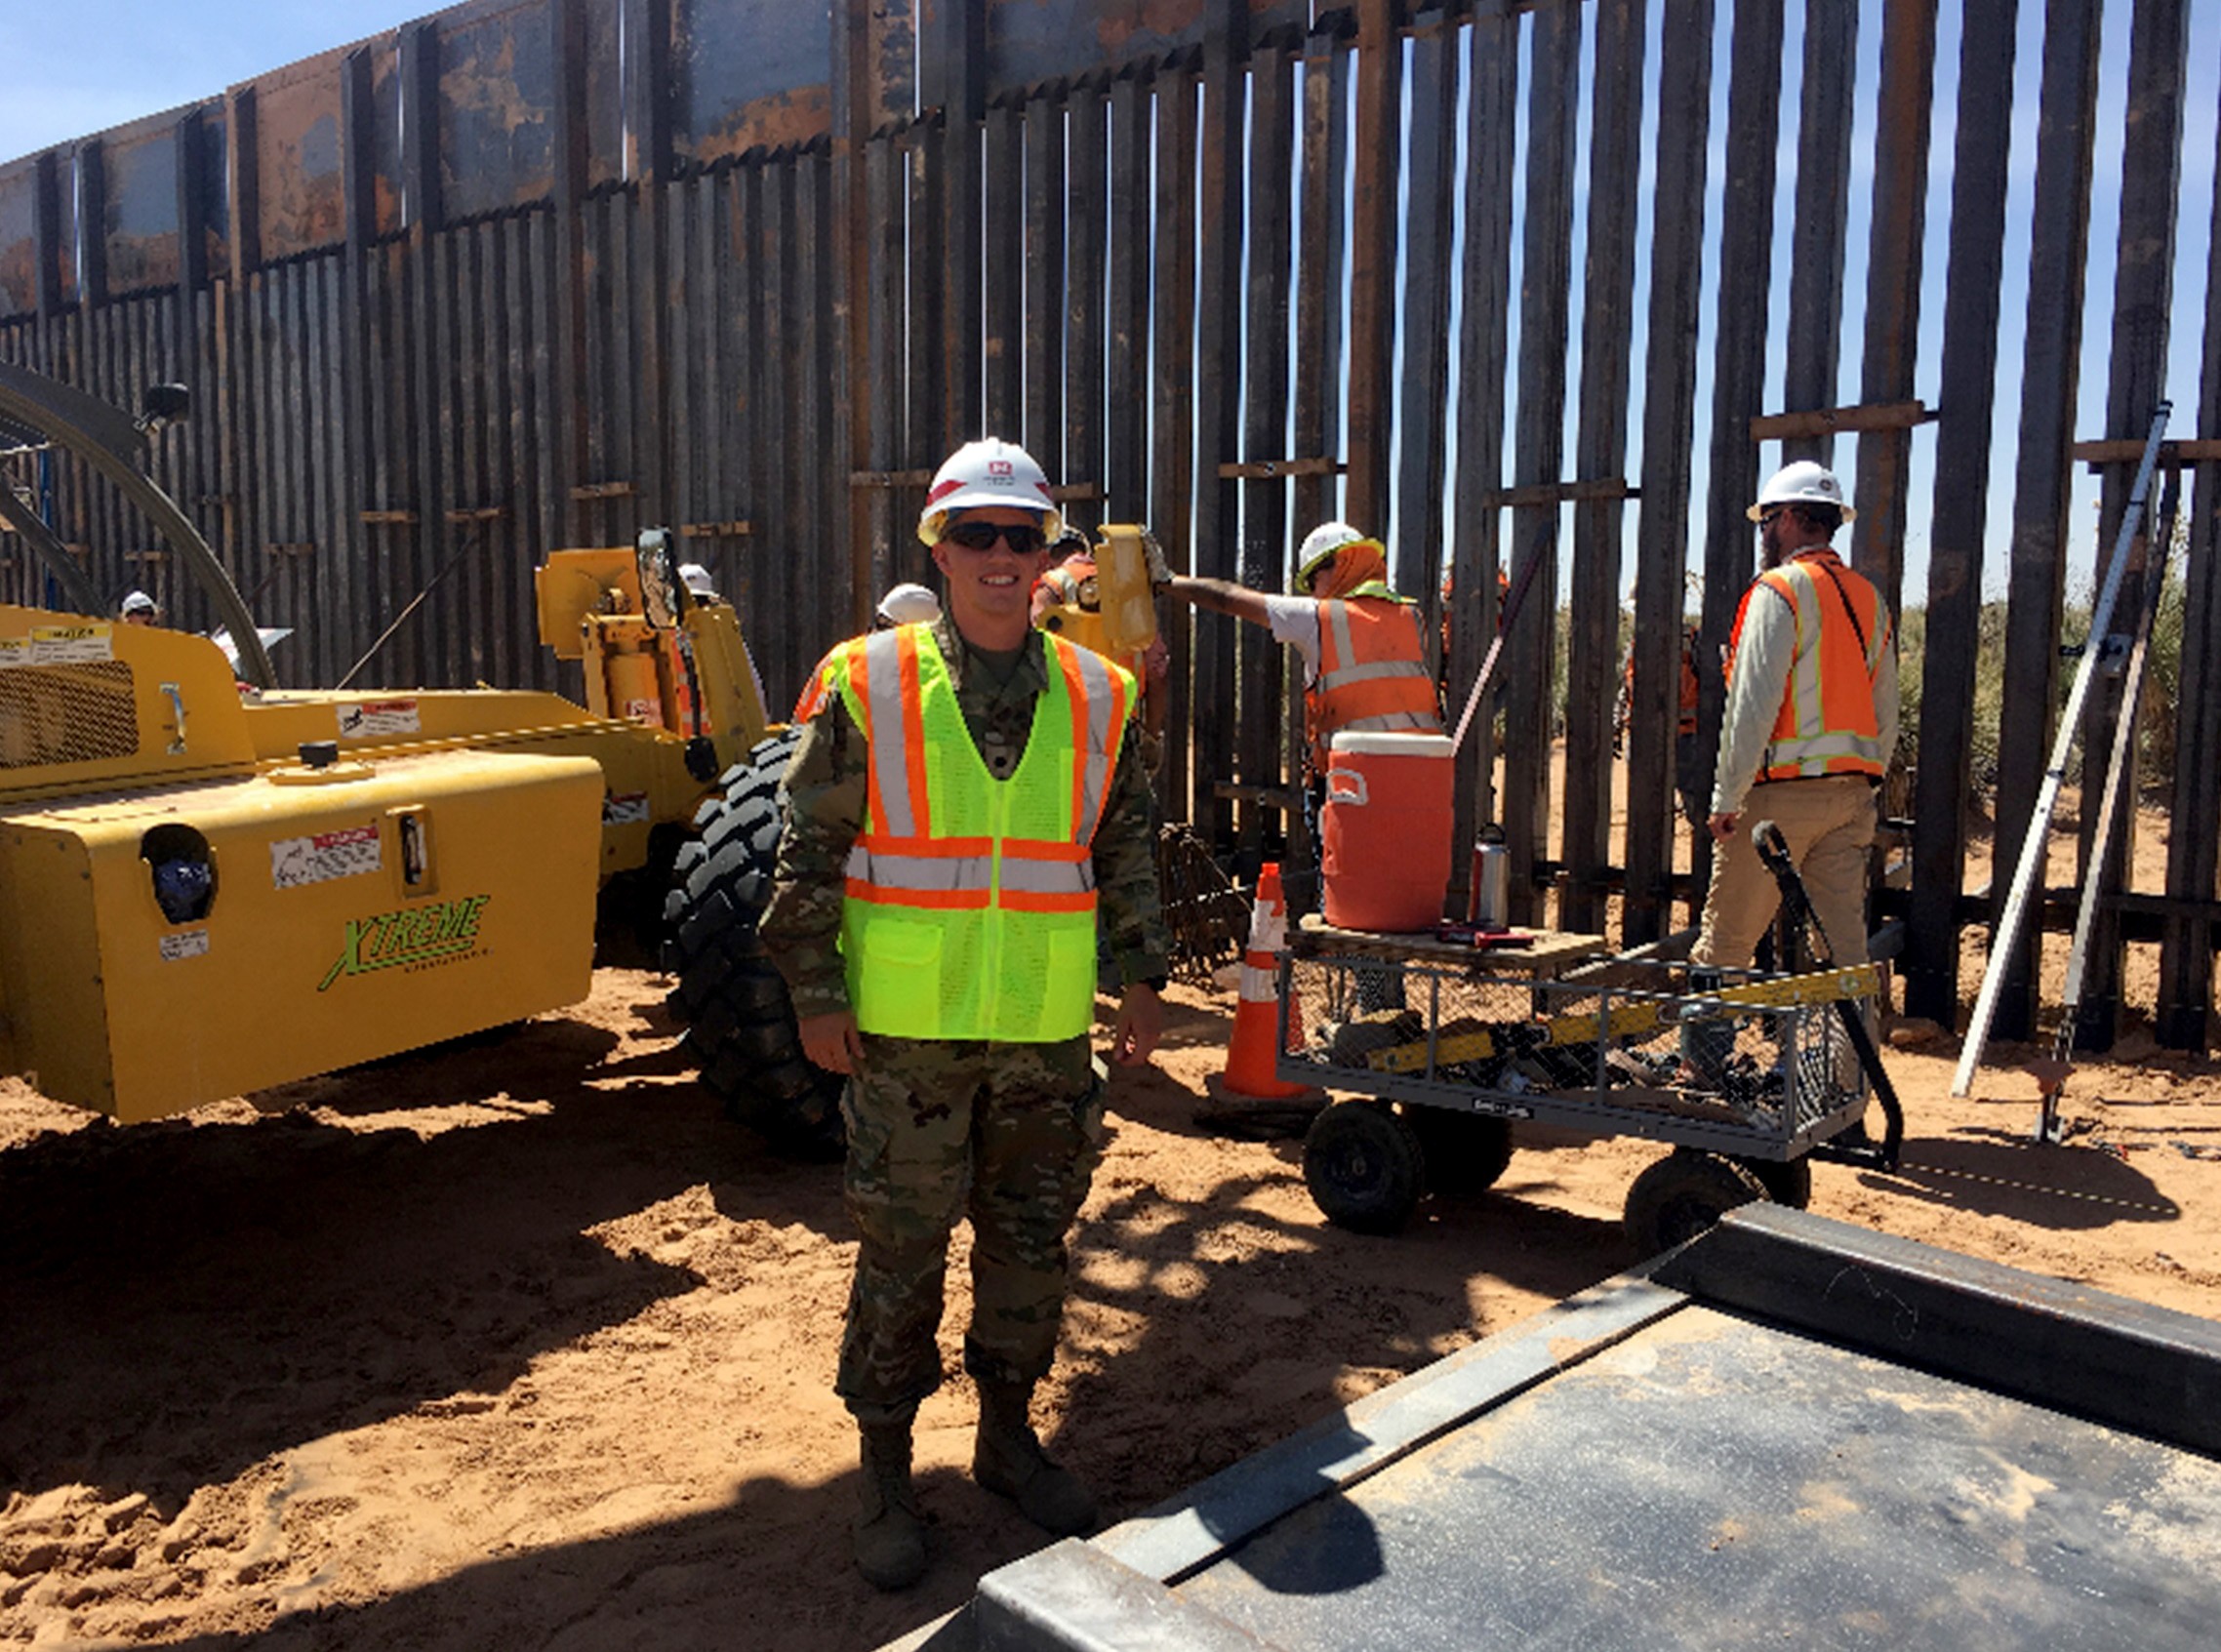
830, 625, 1133, 1040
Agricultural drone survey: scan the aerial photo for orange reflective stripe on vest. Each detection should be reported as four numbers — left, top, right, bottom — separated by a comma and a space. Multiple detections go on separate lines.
1731, 548, 1890, 782
1305, 595, 1443, 768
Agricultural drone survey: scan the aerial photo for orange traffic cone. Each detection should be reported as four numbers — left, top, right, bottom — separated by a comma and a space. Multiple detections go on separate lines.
1205, 864, 1325, 1111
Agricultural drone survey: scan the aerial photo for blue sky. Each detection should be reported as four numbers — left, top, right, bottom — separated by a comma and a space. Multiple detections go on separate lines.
2, 3, 429, 159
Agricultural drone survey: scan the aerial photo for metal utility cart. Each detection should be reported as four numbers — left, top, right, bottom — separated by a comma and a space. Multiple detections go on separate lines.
1276, 826, 1904, 1252
888, 1206, 2221, 1652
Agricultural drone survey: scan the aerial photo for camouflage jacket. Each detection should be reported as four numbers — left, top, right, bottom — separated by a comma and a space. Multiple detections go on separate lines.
760, 614, 1170, 1021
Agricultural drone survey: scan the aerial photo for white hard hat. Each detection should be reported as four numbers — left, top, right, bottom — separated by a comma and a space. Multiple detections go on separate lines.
1294, 521, 1364, 591
876, 582, 942, 626
1748, 462, 1855, 524
119, 589, 158, 616
917, 438, 1062, 546
678, 562, 715, 597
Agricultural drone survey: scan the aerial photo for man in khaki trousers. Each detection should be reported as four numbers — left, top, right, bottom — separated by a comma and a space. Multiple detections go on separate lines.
1690, 462, 1898, 1024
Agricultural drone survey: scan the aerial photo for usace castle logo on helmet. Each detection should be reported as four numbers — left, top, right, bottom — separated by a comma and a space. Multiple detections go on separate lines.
988, 460, 1014, 479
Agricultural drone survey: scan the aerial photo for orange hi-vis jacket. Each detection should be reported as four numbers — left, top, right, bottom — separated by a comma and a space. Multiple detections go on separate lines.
1730, 547, 1891, 782
1305, 587, 1443, 770
824, 624, 1133, 1040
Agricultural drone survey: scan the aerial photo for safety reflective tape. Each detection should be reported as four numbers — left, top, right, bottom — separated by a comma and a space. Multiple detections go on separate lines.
1239, 964, 1277, 1001
1315, 658, 1434, 693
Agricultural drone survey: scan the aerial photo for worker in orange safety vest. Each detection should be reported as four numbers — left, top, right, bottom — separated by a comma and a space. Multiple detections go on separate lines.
1688, 462, 1898, 1021
1166, 520, 1443, 782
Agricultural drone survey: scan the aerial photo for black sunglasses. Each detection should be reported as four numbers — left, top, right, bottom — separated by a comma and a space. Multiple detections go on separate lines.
943, 520, 1048, 554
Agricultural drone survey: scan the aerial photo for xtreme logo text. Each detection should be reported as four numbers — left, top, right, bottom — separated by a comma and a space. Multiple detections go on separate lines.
318, 895, 493, 991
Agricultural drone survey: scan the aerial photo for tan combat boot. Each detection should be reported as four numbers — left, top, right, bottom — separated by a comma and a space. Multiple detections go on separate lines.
972, 1381, 1099, 1536
854, 1419, 927, 1591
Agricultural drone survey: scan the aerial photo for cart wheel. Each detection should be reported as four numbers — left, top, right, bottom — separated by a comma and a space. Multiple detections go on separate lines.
1304, 1101, 1425, 1235
1404, 1108, 1514, 1197
1622, 1148, 1769, 1256
1734, 1154, 1812, 1210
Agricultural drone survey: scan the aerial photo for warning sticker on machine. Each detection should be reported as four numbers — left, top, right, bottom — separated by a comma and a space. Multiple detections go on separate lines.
602, 790, 651, 826
160, 929, 211, 962
337, 699, 422, 739
271, 824, 383, 890
8, 625, 117, 665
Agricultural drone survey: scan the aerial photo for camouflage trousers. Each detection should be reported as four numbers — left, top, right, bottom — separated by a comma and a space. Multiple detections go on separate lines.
836, 1031, 1106, 1422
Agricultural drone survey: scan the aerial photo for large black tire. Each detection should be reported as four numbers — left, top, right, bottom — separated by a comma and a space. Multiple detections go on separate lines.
664, 729, 846, 1160
1622, 1148, 1769, 1257
1404, 1107, 1514, 1198
1304, 1100, 1425, 1235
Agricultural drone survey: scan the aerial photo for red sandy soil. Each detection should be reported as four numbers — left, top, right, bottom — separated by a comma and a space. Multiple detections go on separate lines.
3, 798, 2215, 1651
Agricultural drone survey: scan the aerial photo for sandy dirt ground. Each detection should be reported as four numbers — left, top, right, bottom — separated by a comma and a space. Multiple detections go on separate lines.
3, 802, 2217, 1652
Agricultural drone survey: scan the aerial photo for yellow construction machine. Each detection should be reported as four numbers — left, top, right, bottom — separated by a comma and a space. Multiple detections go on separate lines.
0, 362, 840, 1153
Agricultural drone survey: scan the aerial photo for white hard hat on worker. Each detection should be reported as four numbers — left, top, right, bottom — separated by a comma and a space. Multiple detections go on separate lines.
916, 438, 1064, 547
1747, 461, 1856, 524
876, 582, 942, 628
1293, 520, 1364, 592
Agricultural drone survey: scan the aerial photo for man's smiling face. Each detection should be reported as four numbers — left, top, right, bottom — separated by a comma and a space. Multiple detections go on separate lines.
932, 507, 1053, 638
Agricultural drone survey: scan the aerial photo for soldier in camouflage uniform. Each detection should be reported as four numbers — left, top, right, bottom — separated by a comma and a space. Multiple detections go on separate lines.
761, 438, 1169, 1592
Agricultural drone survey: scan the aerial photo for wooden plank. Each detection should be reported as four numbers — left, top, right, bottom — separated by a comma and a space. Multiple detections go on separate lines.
1106, 74, 1150, 521
1238, 44, 1294, 867
1777, 0, 1858, 470
1066, 85, 1108, 535
2073, 437, 2221, 465
983, 101, 1025, 438
1696, 0, 1788, 936
1021, 89, 1066, 477
1907, 0, 2016, 1026
1343, 0, 1399, 533
1750, 400, 1935, 441
1191, 1, 1248, 851
1990, 0, 2105, 1042
1502, 0, 1581, 925
1561, 0, 1646, 941
1151, 66, 1198, 822
2076, 0, 2192, 1052
1448, 3, 1518, 880
2158, 78, 2221, 1051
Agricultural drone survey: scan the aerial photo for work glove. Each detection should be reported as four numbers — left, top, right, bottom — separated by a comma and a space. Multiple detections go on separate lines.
1140, 526, 1174, 590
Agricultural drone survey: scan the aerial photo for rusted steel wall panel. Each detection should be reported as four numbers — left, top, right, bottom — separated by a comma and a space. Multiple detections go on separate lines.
1907, 0, 2008, 1027
436, 0, 560, 221
1560, 0, 1646, 940
254, 49, 353, 261
1448, 2, 1516, 863
1502, 1, 1579, 923
0, 163, 40, 321
983, 101, 1026, 435
1695, 0, 1785, 924
1778, 0, 1857, 470
1624, 0, 1712, 946
2159, 74, 2221, 1048
1992, 0, 2104, 1043
584, 0, 628, 191
2076, 0, 2191, 1052
93, 116, 183, 298
983, 0, 1301, 96
672, 0, 833, 164
1023, 90, 1067, 479
1151, 67, 1197, 820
